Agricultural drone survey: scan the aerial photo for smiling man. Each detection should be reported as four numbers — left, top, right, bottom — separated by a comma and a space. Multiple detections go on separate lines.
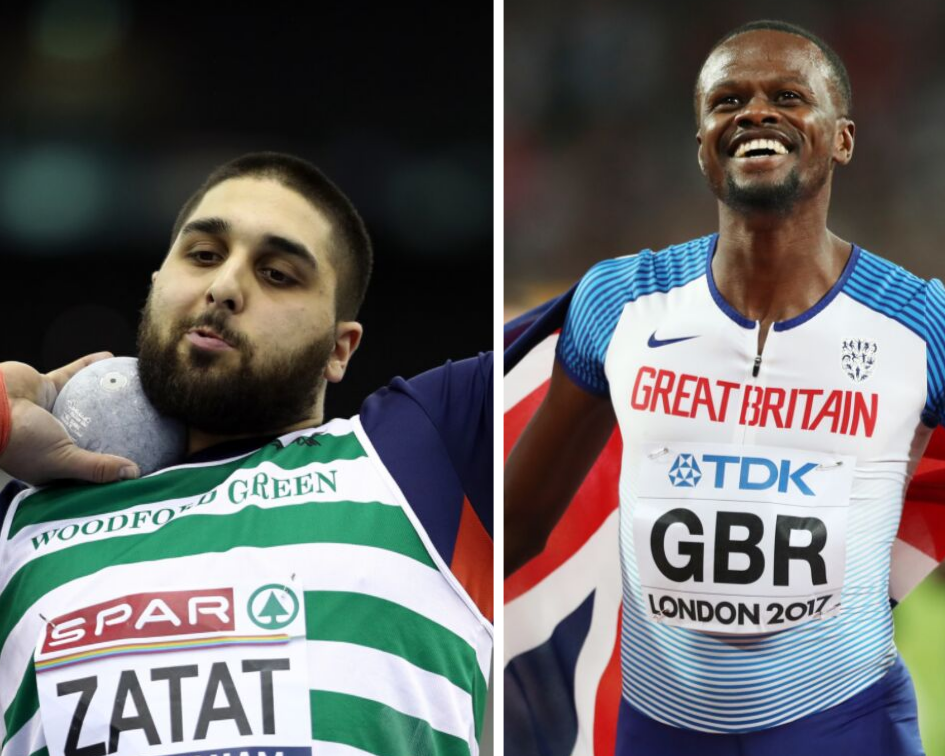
506, 20, 939, 755
0, 153, 493, 756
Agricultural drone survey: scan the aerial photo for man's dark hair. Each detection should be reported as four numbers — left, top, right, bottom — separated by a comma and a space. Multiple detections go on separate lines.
170, 152, 373, 321
696, 20, 852, 119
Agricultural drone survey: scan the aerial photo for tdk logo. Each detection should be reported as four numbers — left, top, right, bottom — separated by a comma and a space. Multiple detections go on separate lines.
668, 453, 817, 496
668, 454, 702, 487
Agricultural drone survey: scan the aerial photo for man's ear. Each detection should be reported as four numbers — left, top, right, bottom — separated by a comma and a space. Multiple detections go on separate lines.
833, 118, 855, 166
696, 133, 706, 175
324, 322, 364, 383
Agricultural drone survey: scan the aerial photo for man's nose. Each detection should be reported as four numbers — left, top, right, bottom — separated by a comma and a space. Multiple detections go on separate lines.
205, 261, 246, 312
735, 95, 781, 128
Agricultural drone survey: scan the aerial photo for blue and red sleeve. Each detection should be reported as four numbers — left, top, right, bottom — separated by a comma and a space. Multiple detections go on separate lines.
359, 353, 493, 623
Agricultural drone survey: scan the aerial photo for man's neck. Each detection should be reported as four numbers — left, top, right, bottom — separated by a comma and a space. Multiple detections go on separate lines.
713, 197, 851, 342
187, 409, 325, 455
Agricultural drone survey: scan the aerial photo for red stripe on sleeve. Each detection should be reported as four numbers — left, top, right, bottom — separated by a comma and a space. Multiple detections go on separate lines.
451, 496, 494, 623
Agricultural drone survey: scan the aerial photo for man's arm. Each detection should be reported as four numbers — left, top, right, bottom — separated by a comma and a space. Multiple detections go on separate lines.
505, 359, 616, 576
0, 353, 140, 485
360, 353, 493, 622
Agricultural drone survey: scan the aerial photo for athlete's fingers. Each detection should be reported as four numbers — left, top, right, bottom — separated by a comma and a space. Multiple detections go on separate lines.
47, 443, 140, 485
0, 400, 139, 485
46, 352, 115, 394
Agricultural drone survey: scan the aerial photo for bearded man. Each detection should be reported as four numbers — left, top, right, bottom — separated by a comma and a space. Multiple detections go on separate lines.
0, 153, 492, 756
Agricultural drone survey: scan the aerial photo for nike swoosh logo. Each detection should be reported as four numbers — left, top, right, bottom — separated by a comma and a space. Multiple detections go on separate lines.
647, 331, 699, 348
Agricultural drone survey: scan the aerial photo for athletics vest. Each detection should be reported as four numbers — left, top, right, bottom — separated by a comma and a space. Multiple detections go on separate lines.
0, 417, 492, 756
557, 234, 945, 732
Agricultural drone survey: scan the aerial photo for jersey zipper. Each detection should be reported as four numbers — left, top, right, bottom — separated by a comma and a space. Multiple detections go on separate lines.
741, 338, 764, 445
752, 354, 762, 378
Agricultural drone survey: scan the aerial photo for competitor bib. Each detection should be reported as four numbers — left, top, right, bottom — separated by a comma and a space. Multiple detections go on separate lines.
35, 574, 311, 756
633, 441, 855, 634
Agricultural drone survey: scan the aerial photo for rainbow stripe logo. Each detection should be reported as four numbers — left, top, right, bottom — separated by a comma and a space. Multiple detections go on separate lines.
35, 633, 290, 673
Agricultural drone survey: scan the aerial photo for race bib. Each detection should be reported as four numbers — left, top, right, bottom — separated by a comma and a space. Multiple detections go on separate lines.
35, 576, 311, 756
634, 441, 855, 634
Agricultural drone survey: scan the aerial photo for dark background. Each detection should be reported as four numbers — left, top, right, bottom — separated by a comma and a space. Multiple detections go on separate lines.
0, 1, 493, 421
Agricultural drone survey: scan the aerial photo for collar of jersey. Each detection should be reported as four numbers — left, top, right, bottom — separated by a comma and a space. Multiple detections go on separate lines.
184, 434, 283, 465
705, 232, 862, 332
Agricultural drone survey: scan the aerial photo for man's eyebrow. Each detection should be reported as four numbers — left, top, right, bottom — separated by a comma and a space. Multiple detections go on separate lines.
260, 234, 318, 269
769, 76, 815, 91
180, 216, 317, 269
706, 76, 813, 94
181, 217, 231, 237
705, 79, 738, 93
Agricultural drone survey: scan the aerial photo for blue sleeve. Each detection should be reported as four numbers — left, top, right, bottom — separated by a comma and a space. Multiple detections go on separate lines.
555, 238, 712, 396
555, 257, 637, 396
359, 353, 493, 567
925, 279, 945, 427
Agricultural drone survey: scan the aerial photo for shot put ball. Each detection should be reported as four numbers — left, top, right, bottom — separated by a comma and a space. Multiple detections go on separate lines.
52, 356, 186, 476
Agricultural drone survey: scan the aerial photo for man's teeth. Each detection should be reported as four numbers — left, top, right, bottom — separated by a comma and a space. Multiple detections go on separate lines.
734, 139, 789, 158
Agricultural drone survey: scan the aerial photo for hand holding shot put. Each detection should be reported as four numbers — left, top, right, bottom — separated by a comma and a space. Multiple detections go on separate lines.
0, 353, 141, 485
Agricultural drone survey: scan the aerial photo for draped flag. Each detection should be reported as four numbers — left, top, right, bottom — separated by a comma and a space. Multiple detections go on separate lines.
503, 290, 945, 756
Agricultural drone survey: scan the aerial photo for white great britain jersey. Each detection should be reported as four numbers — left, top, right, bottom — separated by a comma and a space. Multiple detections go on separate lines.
556, 233, 945, 733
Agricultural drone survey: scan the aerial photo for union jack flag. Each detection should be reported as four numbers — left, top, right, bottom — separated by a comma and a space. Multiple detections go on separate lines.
503, 289, 945, 756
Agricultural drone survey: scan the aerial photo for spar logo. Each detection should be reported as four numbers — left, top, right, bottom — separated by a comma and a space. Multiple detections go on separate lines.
247, 585, 300, 630
40, 589, 235, 654
667, 452, 817, 496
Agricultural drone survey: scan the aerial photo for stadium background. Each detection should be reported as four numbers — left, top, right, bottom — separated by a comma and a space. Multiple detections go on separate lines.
505, 0, 945, 753
0, 1, 494, 752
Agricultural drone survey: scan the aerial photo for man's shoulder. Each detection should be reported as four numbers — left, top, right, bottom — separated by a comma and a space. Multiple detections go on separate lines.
851, 248, 945, 420
851, 245, 929, 290
359, 354, 492, 431
844, 245, 941, 338
564, 233, 713, 340
578, 233, 713, 301
557, 235, 712, 394
357, 355, 494, 561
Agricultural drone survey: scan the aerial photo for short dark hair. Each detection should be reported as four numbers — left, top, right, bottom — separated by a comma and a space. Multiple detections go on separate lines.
696, 20, 852, 119
170, 152, 373, 321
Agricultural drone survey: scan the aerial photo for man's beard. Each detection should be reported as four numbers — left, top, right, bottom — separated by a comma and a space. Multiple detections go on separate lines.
719, 160, 830, 216
722, 169, 802, 215
137, 298, 336, 436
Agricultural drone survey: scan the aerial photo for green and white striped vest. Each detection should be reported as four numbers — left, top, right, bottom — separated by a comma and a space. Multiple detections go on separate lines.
0, 417, 492, 756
